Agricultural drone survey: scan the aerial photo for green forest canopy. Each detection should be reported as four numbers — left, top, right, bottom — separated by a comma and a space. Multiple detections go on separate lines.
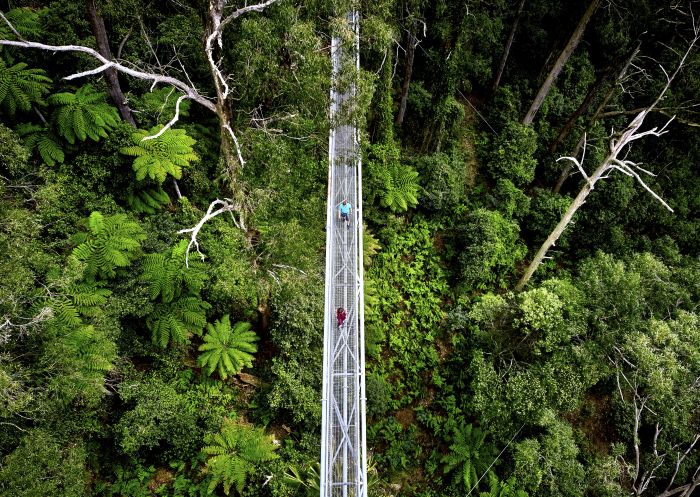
0, 0, 699, 496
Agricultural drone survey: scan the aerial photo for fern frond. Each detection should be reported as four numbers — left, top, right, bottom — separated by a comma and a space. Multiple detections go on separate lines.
0, 60, 51, 115
203, 421, 278, 495
49, 84, 120, 144
120, 126, 198, 183
197, 316, 259, 379
44, 323, 117, 405
379, 161, 420, 212
147, 296, 210, 347
72, 211, 145, 280
16, 123, 64, 166
51, 298, 82, 328
127, 186, 170, 214
142, 239, 207, 303
0, 8, 42, 40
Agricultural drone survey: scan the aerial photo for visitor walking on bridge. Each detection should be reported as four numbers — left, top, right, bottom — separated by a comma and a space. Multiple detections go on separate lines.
338, 199, 352, 228
336, 307, 347, 329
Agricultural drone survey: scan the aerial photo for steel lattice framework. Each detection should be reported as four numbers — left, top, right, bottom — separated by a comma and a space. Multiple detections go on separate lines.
320, 10, 368, 497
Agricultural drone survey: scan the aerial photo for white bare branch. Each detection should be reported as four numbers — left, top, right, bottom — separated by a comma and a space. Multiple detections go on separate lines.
177, 198, 245, 267
0, 39, 217, 113
626, 166, 675, 212
141, 95, 189, 141
223, 124, 247, 168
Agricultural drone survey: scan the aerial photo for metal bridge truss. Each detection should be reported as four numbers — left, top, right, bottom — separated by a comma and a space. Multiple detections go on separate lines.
320, 10, 368, 497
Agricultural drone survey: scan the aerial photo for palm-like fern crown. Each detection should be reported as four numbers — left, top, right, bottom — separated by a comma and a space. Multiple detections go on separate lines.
127, 186, 170, 214
379, 161, 420, 212
0, 59, 52, 115
442, 423, 496, 491
142, 239, 207, 303
16, 123, 64, 166
71, 211, 146, 280
148, 296, 210, 348
120, 126, 198, 183
48, 84, 120, 144
198, 315, 259, 380
203, 421, 278, 495
0, 8, 42, 40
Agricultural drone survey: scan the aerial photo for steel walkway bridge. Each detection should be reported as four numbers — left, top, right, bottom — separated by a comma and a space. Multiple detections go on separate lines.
320, 10, 368, 497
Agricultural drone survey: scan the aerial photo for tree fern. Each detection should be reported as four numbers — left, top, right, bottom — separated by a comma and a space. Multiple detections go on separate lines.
120, 126, 198, 183
71, 211, 146, 280
0, 59, 52, 115
378, 161, 420, 212
203, 420, 278, 495
50, 281, 111, 327
127, 186, 170, 214
48, 84, 120, 144
142, 239, 207, 303
44, 323, 117, 405
69, 281, 112, 317
0, 8, 42, 40
148, 296, 210, 347
51, 298, 83, 328
442, 423, 498, 492
479, 474, 529, 497
198, 316, 258, 380
15, 123, 64, 166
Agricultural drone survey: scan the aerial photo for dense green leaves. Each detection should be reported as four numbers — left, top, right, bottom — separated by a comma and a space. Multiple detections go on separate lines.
1, 2, 699, 497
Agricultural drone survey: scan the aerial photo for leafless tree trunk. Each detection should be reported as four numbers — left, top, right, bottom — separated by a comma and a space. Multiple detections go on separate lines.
395, 25, 416, 126
516, 31, 698, 292
611, 349, 700, 497
553, 44, 640, 192
522, 0, 601, 125
548, 64, 613, 155
490, 0, 526, 96
85, 0, 136, 127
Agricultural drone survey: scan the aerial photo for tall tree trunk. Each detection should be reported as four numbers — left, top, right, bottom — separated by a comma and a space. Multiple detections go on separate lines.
395, 26, 416, 126
85, 0, 137, 127
490, 0, 526, 96
522, 0, 600, 125
553, 44, 640, 193
549, 64, 613, 155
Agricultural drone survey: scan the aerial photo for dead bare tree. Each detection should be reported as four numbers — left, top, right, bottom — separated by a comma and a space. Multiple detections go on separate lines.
522, 0, 601, 125
611, 349, 700, 497
516, 27, 699, 292
552, 43, 641, 192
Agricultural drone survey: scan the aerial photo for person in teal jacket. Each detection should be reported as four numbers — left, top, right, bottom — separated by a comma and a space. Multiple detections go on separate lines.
338, 199, 352, 228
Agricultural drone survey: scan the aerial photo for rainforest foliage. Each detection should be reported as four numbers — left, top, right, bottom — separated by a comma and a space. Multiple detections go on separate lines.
1, 0, 699, 496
